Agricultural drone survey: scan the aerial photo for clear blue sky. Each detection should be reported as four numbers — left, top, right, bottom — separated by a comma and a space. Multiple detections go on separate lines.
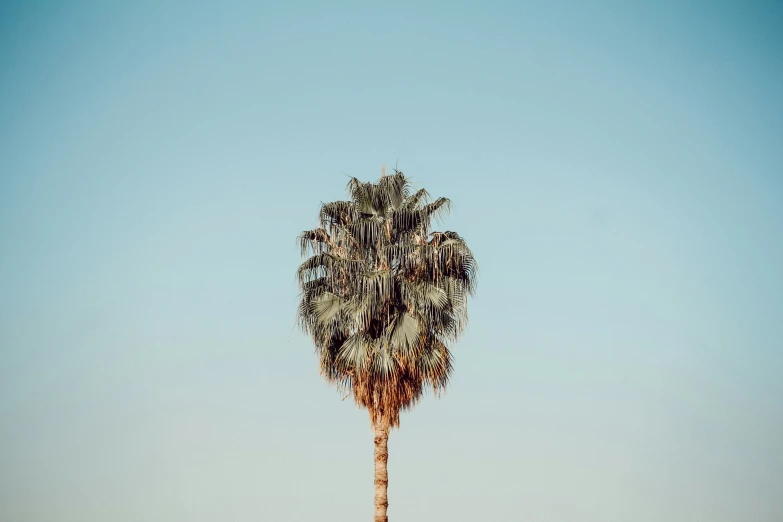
1, 2, 781, 521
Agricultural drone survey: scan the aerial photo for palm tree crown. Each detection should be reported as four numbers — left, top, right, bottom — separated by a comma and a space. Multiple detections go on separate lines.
296, 171, 477, 427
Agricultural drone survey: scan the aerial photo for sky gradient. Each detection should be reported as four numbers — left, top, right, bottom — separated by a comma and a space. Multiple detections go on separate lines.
1, 2, 782, 521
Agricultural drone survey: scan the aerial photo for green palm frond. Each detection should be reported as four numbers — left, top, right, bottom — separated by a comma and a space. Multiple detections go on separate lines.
310, 291, 344, 325
387, 311, 421, 355
336, 333, 373, 372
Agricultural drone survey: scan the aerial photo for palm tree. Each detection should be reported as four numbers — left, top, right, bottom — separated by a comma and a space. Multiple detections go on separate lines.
296, 170, 477, 522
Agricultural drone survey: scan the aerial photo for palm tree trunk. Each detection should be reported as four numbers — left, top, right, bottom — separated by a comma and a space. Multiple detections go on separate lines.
373, 419, 390, 522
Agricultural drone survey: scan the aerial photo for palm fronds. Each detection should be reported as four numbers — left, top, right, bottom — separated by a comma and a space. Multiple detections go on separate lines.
296, 170, 477, 427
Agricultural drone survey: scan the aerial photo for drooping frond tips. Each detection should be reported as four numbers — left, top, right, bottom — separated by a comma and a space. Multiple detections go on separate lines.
297, 228, 332, 257
423, 197, 451, 225
319, 200, 357, 228
403, 188, 431, 210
